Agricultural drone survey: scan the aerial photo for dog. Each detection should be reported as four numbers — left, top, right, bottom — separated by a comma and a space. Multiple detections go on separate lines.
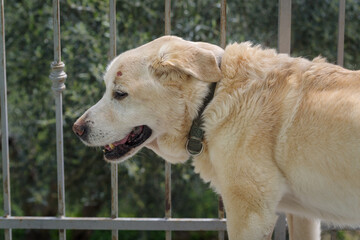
73, 36, 360, 240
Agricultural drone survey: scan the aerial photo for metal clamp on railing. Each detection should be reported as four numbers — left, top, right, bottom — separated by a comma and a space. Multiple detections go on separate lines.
50, 61, 67, 93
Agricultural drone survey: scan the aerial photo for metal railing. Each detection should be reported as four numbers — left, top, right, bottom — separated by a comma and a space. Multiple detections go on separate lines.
0, 0, 353, 240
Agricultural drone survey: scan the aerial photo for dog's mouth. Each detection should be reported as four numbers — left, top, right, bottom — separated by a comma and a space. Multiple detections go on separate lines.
103, 125, 152, 161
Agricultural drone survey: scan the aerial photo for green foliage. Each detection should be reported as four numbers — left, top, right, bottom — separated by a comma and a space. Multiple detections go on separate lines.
227, 0, 279, 47
0, 0, 359, 239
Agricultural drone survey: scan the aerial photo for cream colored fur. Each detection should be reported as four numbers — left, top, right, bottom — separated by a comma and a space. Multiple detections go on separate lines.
74, 36, 360, 240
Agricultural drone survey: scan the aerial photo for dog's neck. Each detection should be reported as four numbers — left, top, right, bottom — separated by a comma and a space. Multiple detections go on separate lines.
186, 82, 217, 156
146, 81, 218, 164
146, 52, 222, 164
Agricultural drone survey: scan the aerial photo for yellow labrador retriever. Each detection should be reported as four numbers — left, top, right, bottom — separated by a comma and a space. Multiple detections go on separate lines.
73, 36, 360, 240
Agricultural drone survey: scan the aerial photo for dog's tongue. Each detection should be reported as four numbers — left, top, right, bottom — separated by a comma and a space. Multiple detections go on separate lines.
104, 126, 144, 151
104, 134, 130, 151
112, 134, 130, 146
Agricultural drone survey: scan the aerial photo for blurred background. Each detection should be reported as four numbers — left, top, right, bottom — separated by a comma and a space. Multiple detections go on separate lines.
0, 0, 359, 239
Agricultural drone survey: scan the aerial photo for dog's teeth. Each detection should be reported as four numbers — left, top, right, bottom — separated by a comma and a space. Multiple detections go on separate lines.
109, 143, 115, 150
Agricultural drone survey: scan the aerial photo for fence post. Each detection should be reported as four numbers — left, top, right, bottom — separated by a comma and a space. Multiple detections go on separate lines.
109, 1, 119, 240
278, 0, 292, 54
277, 1, 292, 238
337, 0, 345, 67
0, 1, 12, 239
330, 2, 346, 238
50, 0, 67, 240
220, 0, 226, 50
164, 1, 172, 240
274, 214, 287, 240
218, 1, 227, 240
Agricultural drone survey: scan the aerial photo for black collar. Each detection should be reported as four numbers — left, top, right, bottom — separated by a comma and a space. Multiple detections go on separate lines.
186, 82, 217, 156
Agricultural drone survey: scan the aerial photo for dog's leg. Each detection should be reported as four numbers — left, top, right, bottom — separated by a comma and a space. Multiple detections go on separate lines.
287, 214, 321, 240
210, 144, 284, 239
220, 184, 280, 240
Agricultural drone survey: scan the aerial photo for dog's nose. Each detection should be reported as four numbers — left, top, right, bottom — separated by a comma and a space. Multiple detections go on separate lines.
72, 122, 86, 137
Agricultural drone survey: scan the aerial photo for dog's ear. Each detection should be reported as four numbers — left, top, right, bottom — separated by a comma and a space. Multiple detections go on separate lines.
152, 42, 223, 82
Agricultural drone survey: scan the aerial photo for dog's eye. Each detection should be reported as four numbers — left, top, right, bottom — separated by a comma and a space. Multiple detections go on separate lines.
113, 91, 128, 100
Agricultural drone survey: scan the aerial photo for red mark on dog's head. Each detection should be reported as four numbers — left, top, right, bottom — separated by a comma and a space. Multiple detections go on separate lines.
117, 71, 122, 77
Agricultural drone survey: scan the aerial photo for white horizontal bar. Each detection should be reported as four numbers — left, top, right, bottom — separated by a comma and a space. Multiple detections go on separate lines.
0, 217, 227, 231
321, 224, 360, 231
0, 216, 358, 232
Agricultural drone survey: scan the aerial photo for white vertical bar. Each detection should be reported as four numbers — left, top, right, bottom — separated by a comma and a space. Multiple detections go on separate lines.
277, 1, 291, 238
165, 162, 171, 240
50, 0, 67, 239
0, 1, 12, 239
52, 0, 61, 62
278, 0, 292, 54
110, 164, 118, 240
164, 1, 171, 240
331, 230, 337, 240
109, 1, 118, 240
109, 0, 117, 59
220, 0, 226, 49
165, 0, 171, 36
274, 214, 287, 240
218, 1, 226, 240
337, 0, 345, 67
217, 196, 225, 240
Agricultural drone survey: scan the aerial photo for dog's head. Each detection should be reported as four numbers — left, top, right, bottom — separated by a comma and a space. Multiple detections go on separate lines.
73, 36, 223, 163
